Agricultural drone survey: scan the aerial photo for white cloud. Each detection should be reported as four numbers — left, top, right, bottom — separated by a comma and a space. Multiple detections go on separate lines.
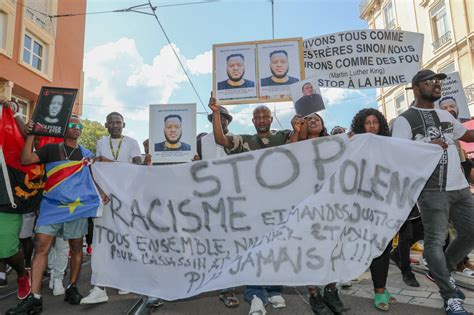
83, 38, 210, 123
186, 50, 212, 75
320, 88, 364, 106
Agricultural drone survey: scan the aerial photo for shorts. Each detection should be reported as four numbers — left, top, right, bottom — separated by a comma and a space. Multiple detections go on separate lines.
0, 212, 22, 258
19, 212, 36, 239
35, 217, 88, 240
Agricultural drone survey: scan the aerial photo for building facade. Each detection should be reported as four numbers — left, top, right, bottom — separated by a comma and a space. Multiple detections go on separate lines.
360, 0, 474, 121
0, 0, 86, 121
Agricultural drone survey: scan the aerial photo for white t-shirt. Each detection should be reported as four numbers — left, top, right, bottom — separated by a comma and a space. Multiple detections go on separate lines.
201, 132, 231, 160
96, 135, 142, 163
392, 107, 468, 191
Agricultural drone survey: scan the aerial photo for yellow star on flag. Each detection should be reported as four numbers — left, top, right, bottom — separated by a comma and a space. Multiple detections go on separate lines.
59, 197, 84, 214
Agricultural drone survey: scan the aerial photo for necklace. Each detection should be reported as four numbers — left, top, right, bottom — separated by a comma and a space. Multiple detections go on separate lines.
109, 136, 124, 161
63, 145, 78, 160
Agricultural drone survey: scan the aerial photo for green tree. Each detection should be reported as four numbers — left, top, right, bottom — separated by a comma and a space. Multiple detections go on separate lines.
79, 118, 108, 154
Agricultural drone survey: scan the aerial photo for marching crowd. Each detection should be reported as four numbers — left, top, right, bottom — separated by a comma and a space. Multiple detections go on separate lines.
1, 69, 474, 315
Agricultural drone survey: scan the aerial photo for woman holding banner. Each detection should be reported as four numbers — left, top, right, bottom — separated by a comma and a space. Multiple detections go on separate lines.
351, 108, 396, 311
290, 112, 349, 315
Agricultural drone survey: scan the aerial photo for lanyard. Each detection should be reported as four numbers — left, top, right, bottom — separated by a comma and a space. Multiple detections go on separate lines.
109, 136, 123, 161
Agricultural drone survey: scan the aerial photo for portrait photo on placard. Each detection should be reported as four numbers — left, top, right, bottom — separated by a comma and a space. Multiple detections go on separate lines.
434, 72, 471, 122
290, 77, 325, 117
149, 103, 196, 164
214, 44, 257, 102
258, 39, 303, 100
31, 87, 78, 138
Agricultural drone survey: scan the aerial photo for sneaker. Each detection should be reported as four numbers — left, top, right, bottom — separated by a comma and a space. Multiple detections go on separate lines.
268, 294, 285, 308
449, 276, 466, 300
64, 283, 83, 305
445, 298, 470, 315
53, 279, 65, 296
80, 286, 109, 304
249, 295, 266, 315
6, 264, 12, 273
6, 293, 42, 315
309, 293, 333, 315
17, 271, 31, 300
402, 271, 420, 287
340, 281, 352, 288
86, 245, 93, 256
421, 256, 429, 270
323, 286, 349, 313
146, 297, 164, 308
118, 289, 130, 295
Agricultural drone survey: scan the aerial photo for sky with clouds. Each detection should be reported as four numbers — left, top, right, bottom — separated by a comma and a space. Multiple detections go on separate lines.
82, 0, 376, 148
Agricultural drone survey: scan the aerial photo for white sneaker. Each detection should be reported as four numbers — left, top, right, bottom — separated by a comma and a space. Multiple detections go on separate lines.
118, 289, 130, 295
52, 279, 65, 296
80, 286, 109, 304
249, 295, 266, 315
268, 294, 286, 308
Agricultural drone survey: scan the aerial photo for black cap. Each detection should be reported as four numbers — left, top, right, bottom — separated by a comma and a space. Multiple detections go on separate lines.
208, 106, 233, 123
406, 70, 447, 89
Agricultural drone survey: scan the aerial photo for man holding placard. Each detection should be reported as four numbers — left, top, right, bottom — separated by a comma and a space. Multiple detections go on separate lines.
392, 69, 474, 315
209, 96, 300, 315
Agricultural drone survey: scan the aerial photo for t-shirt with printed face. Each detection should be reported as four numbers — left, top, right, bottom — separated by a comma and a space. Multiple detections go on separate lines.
391, 107, 468, 192
96, 136, 142, 163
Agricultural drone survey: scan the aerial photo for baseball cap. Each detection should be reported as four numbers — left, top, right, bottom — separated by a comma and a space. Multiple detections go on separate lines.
406, 70, 447, 89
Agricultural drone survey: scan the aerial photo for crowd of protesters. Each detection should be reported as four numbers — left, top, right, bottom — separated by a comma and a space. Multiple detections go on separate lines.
1, 69, 474, 315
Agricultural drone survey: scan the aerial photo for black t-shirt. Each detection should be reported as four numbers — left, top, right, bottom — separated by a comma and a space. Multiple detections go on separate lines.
36, 143, 83, 163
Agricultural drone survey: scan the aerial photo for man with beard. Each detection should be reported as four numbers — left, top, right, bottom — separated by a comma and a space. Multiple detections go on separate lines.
392, 70, 474, 315
154, 114, 191, 151
294, 82, 325, 116
218, 54, 255, 90
34, 94, 66, 135
209, 96, 300, 315
261, 50, 299, 87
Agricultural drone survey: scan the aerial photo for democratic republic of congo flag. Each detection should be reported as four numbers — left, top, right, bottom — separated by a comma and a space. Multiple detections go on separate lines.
37, 155, 102, 226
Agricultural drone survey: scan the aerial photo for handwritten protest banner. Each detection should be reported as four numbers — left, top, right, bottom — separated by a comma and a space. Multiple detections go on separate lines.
91, 134, 441, 300
435, 72, 471, 121
304, 30, 423, 89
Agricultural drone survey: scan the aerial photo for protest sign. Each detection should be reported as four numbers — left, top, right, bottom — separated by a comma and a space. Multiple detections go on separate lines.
91, 134, 441, 300
304, 30, 423, 89
435, 72, 471, 121
213, 38, 304, 105
149, 104, 196, 164
31, 87, 77, 138
290, 78, 325, 116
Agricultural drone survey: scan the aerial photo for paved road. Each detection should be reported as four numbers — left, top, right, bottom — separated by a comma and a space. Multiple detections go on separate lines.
0, 256, 446, 315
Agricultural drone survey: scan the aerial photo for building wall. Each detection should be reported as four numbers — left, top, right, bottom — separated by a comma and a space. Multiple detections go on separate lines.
0, 0, 86, 119
360, 0, 474, 121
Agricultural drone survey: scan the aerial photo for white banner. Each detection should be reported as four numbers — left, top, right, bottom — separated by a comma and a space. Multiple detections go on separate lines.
304, 30, 423, 89
91, 134, 441, 300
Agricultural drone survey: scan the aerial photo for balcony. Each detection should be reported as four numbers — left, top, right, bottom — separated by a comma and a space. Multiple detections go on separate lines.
432, 31, 452, 50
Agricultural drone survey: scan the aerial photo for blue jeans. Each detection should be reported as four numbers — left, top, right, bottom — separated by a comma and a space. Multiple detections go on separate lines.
244, 286, 282, 305
418, 188, 474, 300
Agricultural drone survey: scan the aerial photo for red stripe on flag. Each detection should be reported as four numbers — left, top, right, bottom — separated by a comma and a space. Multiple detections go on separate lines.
43, 162, 84, 192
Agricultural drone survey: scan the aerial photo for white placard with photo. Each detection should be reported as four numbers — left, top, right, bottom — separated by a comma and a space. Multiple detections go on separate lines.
149, 104, 196, 164
435, 72, 471, 121
290, 77, 325, 116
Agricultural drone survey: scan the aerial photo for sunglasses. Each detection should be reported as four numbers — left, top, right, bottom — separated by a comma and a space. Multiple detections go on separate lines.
424, 78, 443, 86
68, 123, 83, 130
